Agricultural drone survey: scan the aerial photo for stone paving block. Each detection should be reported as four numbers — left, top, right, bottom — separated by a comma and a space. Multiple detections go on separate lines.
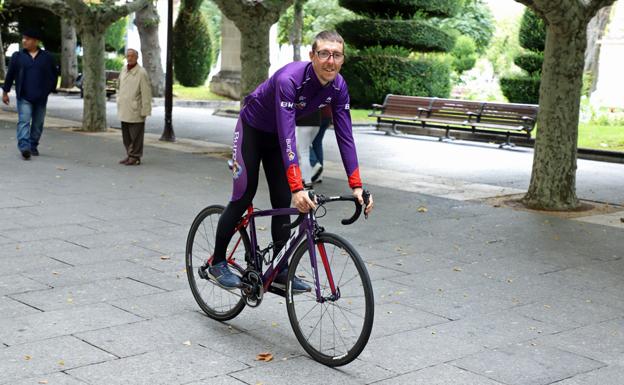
375, 363, 505, 385
0, 239, 86, 259
13, 213, 97, 228
2, 224, 98, 243
230, 356, 362, 385
81, 217, 176, 234
128, 252, 186, 274
0, 196, 36, 209
458, 256, 560, 283
0, 254, 71, 275
371, 302, 449, 339
429, 311, 561, 349
200, 332, 302, 366
44, 244, 161, 266
66, 345, 247, 385
513, 293, 623, 329
0, 274, 50, 296
555, 364, 624, 385
370, 278, 415, 306
8, 372, 88, 385
0, 303, 143, 346
10, 277, 164, 311
0, 335, 115, 384
108, 289, 198, 319
182, 375, 247, 385
389, 265, 486, 294
0, 296, 41, 318
63, 230, 165, 249
75, 312, 242, 358
537, 318, 624, 365
358, 328, 484, 374
134, 237, 185, 255
367, 250, 461, 275
22, 259, 178, 290
452, 343, 606, 385
543, 264, 624, 293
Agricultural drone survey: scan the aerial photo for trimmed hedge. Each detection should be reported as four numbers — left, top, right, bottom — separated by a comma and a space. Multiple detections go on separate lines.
513, 52, 543, 75
341, 54, 451, 108
500, 76, 540, 104
519, 9, 546, 52
339, 0, 461, 18
337, 19, 454, 52
173, 0, 212, 87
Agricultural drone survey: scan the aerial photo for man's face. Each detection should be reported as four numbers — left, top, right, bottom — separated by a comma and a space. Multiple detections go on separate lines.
22, 36, 39, 51
126, 50, 138, 66
309, 40, 344, 85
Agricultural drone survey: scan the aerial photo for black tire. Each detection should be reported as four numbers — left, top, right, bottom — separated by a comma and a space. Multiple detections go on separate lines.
186, 205, 248, 321
286, 232, 374, 366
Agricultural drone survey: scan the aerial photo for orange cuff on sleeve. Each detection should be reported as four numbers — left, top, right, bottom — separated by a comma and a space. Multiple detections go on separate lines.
348, 167, 362, 189
287, 164, 304, 192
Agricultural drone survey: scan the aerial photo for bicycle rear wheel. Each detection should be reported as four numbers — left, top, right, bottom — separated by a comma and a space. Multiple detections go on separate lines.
286, 232, 374, 366
186, 205, 248, 321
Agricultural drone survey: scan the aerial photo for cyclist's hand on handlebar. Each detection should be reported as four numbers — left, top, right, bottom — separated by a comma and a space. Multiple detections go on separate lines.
292, 190, 316, 213
353, 187, 374, 216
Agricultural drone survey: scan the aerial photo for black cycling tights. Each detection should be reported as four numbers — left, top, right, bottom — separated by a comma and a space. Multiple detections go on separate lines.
212, 121, 291, 265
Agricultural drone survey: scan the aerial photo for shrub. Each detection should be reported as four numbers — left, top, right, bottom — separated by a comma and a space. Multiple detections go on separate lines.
339, 0, 461, 18
337, 19, 454, 52
513, 52, 543, 75
173, 0, 212, 87
341, 54, 451, 107
450, 35, 477, 74
500, 76, 540, 104
519, 9, 546, 52
105, 56, 125, 71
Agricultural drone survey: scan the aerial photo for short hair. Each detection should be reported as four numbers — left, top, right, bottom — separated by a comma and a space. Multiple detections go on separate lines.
126, 48, 139, 57
312, 31, 344, 52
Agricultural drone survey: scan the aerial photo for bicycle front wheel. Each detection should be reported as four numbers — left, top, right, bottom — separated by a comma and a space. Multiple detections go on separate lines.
286, 232, 374, 366
186, 205, 248, 321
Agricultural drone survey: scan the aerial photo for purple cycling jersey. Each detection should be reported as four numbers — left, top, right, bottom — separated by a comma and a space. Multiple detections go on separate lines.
240, 61, 361, 192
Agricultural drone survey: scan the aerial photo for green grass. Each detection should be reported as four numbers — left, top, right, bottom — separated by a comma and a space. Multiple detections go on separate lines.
172, 84, 233, 101
350, 108, 377, 124
578, 123, 624, 152
352, 109, 623, 152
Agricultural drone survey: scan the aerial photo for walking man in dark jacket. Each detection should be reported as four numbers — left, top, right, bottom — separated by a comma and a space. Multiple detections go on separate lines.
2, 28, 58, 160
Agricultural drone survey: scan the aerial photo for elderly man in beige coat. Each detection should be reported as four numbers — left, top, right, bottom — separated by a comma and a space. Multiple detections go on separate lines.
117, 48, 152, 165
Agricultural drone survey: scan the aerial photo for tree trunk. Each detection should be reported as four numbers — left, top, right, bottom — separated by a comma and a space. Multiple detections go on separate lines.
60, 19, 78, 89
239, 21, 273, 98
584, 6, 611, 93
523, 24, 587, 210
0, 31, 6, 80
80, 31, 107, 132
292, 0, 303, 61
135, 1, 165, 97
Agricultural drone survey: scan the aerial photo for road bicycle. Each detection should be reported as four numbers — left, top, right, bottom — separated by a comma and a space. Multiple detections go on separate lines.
186, 190, 373, 366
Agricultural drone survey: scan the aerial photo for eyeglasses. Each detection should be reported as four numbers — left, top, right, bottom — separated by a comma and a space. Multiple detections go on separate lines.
316, 50, 344, 63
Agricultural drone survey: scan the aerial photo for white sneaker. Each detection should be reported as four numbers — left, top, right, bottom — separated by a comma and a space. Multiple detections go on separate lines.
311, 163, 323, 183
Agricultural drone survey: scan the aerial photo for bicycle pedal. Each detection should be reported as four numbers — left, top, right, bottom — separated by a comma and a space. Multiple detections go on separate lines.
197, 266, 209, 280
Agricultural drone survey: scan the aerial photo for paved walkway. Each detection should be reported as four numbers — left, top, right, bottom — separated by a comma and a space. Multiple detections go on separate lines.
0, 113, 623, 385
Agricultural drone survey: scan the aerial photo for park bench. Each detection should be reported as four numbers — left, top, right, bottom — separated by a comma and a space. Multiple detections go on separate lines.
76, 70, 120, 99
370, 94, 539, 148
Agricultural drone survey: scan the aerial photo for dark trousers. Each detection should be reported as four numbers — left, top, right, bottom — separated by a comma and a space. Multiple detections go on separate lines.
213, 120, 291, 265
121, 121, 145, 159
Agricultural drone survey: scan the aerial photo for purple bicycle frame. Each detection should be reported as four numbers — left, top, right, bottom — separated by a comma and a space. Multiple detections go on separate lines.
245, 207, 329, 301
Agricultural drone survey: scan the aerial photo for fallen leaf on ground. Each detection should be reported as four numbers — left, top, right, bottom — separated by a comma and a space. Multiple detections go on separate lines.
183, 340, 192, 346
38, 380, 48, 384
271, 322, 278, 327
56, 167, 67, 171
453, 267, 462, 272
160, 255, 171, 260
58, 360, 65, 366
256, 352, 273, 362
24, 355, 32, 361
417, 206, 428, 213
258, 226, 267, 231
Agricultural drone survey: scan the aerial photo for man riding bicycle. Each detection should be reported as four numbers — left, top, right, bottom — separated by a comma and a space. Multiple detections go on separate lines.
208, 31, 374, 290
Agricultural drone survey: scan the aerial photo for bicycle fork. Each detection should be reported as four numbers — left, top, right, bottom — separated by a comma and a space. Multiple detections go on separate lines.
306, 218, 340, 303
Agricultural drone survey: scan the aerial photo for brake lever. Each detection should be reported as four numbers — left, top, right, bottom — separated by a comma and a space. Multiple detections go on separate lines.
362, 190, 371, 220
